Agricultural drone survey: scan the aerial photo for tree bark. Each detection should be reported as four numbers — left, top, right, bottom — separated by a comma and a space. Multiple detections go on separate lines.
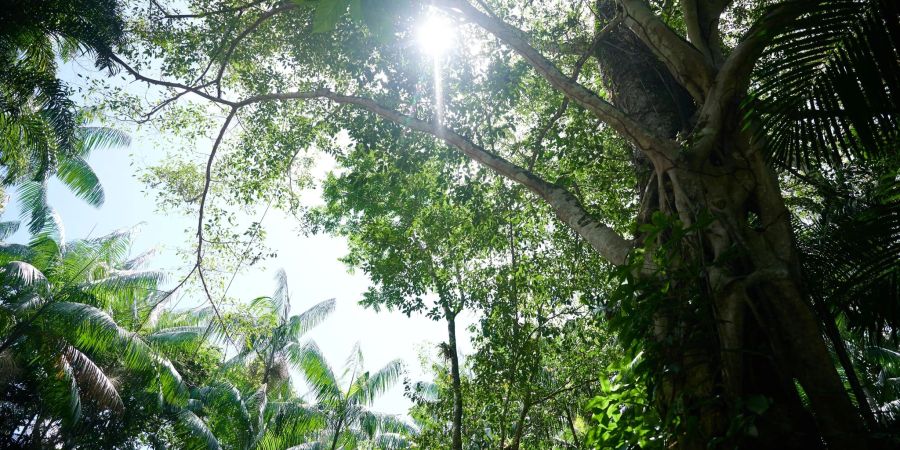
445, 309, 464, 450
587, 8, 868, 449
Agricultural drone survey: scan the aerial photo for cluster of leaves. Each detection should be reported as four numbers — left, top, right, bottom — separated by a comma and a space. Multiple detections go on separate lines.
0, 224, 216, 448
0, 220, 414, 449
59, 0, 900, 448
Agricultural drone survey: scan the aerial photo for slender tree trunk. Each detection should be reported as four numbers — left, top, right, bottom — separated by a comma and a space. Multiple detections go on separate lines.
564, 406, 581, 449
507, 398, 531, 450
329, 415, 344, 450
445, 308, 464, 450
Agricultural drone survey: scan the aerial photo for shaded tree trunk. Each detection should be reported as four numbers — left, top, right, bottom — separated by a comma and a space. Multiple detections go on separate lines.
591, 10, 867, 449
445, 308, 464, 450
506, 399, 531, 450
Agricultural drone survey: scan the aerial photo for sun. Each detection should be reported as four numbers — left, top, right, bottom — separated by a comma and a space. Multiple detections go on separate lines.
417, 13, 455, 57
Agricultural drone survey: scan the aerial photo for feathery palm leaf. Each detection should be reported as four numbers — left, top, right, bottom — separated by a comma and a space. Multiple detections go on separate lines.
747, 0, 900, 168
299, 343, 343, 405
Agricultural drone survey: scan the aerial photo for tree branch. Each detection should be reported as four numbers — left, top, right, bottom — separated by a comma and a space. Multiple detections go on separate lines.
318, 90, 634, 265
109, 57, 634, 264
527, 16, 622, 170
690, 1, 812, 163
680, 0, 730, 65
150, 0, 271, 20
189, 108, 238, 347
620, 0, 716, 101
111, 55, 238, 107
212, 3, 297, 97
443, 0, 678, 163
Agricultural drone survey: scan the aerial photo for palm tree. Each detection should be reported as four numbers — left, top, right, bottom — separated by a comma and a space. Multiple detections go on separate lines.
185, 380, 324, 450
1, 0, 131, 235
743, 0, 900, 437
793, 158, 900, 429
12, 122, 130, 234
0, 224, 191, 447
0, 0, 125, 187
299, 344, 412, 449
173, 269, 335, 450
223, 269, 336, 400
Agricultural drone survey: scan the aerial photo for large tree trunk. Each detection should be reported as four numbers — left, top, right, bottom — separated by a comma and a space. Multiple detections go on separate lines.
593, 13, 867, 449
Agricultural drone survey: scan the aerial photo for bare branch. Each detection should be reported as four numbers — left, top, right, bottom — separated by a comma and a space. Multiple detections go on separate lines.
196, 108, 237, 264
620, 0, 716, 101
111, 55, 238, 107
183, 108, 239, 347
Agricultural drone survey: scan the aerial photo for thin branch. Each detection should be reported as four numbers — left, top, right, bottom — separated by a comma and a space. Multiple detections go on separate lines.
188, 108, 239, 347
213, 3, 297, 97
111, 55, 238, 107
137, 263, 198, 329
442, 0, 678, 163
197, 266, 236, 346
150, 0, 271, 20
528, 15, 623, 171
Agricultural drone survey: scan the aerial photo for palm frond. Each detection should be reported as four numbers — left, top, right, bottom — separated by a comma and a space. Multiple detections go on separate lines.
174, 409, 222, 450
273, 268, 291, 322
16, 180, 54, 235
867, 346, 900, 375
353, 359, 403, 406
298, 342, 342, 405
123, 248, 158, 270
747, 0, 900, 168
0, 261, 47, 287
373, 432, 413, 449
285, 298, 335, 341
0, 242, 34, 262
266, 400, 321, 430
798, 173, 900, 343
0, 221, 20, 240
286, 442, 325, 450
344, 342, 365, 381
156, 358, 190, 406
57, 156, 105, 206
56, 354, 83, 425
74, 126, 130, 156
64, 345, 123, 413
196, 381, 253, 439
85, 269, 166, 309
146, 326, 206, 348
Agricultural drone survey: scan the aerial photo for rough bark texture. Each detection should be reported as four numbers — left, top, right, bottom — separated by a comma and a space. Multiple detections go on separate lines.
591, 5, 867, 449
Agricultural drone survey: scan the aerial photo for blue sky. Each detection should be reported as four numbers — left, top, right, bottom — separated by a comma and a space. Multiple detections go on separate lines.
2, 61, 473, 417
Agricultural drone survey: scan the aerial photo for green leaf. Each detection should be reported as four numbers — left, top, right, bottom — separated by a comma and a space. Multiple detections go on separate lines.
312, 0, 352, 33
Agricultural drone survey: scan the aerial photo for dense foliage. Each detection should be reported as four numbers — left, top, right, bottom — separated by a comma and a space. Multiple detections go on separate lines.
1, 0, 899, 449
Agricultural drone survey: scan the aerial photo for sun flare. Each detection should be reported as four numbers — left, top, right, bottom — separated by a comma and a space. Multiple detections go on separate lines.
417, 13, 455, 56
